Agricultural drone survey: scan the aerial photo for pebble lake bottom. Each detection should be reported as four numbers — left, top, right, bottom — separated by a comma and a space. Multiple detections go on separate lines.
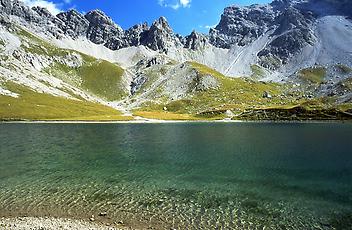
0, 122, 351, 229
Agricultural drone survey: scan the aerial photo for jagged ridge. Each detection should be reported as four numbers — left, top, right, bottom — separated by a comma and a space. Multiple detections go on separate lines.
1, 0, 352, 75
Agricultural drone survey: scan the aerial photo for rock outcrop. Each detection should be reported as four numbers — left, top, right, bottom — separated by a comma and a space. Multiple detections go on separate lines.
124, 22, 149, 47
209, 4, 275, 48
85, 10, 124, 45
56, 9, 89, 38
139, 17, 182, 53
184, 31, 208, 50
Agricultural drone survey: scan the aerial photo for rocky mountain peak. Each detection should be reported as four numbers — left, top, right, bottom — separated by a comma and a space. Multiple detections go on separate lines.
31, 6, 63, 31
1, 0, 40, 22
58, 9, 83, 20
56, 9, 89, 38
209, 3, 275, 48
128, 22, 149, 32
151, 16, 173, 33
139, 16, 181, 52
85, 10, 119, 29
84, 9, 123, 44
125, 22, 150, 47
0, 0, 350, 76
271, 0, 302, 8
184, 31, 208, 50
32, 6, 53, 18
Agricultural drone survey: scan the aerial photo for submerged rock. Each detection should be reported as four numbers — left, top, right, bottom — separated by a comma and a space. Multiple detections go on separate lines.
98, 212, 107, 217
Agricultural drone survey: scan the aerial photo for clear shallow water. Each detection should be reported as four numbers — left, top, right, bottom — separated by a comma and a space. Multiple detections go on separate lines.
0, 123, 351, 229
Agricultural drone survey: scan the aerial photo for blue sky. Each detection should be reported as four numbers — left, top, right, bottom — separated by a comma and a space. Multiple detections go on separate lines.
23, 0, 272, 35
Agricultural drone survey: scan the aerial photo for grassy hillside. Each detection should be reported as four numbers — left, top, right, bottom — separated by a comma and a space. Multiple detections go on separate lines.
250, 64, 266, 79
133, 62, 352, 120
0, 82, 132, 121
136, 62, 299, 117
298, 67, 327, 84
16, 27, 128, 101
46, 59, 127, 101
79, 60, 126, 101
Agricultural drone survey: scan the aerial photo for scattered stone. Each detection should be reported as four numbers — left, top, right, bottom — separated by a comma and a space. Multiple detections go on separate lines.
263, 91, 272, 98
225, 110, 234, 118
0, 217, 120, 230
98, 212, 107, 217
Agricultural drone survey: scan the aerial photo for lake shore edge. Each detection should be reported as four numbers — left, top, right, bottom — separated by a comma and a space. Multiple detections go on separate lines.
1, 119, 352, 124
0, 216, 132, 230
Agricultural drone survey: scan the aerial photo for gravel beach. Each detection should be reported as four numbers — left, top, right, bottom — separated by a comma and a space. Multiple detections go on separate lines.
0, 217, 130, 230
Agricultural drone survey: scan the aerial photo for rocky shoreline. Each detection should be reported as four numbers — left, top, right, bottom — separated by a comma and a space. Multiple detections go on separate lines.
0, 217, 131, 230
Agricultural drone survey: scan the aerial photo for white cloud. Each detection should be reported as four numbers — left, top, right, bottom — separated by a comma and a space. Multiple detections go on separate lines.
179, 0, 191, 8
158, 0, 191, 10
170, 3, 181, 10
199, 24, 217, 29
22, 0, 62, 15
204, 24, 216, 29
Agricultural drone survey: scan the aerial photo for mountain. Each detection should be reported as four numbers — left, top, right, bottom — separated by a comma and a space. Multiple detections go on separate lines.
0, 0, 351, 121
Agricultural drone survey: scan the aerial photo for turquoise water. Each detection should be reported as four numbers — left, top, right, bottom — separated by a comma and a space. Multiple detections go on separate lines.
0, 123, 351, 229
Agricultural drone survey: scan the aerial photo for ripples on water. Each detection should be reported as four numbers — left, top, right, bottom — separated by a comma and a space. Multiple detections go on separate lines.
0, 123, 351, 229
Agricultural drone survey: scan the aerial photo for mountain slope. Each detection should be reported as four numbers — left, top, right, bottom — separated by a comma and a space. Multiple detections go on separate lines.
2, 0, 352, 78
0, 82, 131, 121
0, 0, 351, 121
0, 23, 133, 120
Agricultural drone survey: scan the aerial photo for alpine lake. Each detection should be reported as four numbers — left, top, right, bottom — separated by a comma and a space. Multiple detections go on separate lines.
0, 122, 351, 229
